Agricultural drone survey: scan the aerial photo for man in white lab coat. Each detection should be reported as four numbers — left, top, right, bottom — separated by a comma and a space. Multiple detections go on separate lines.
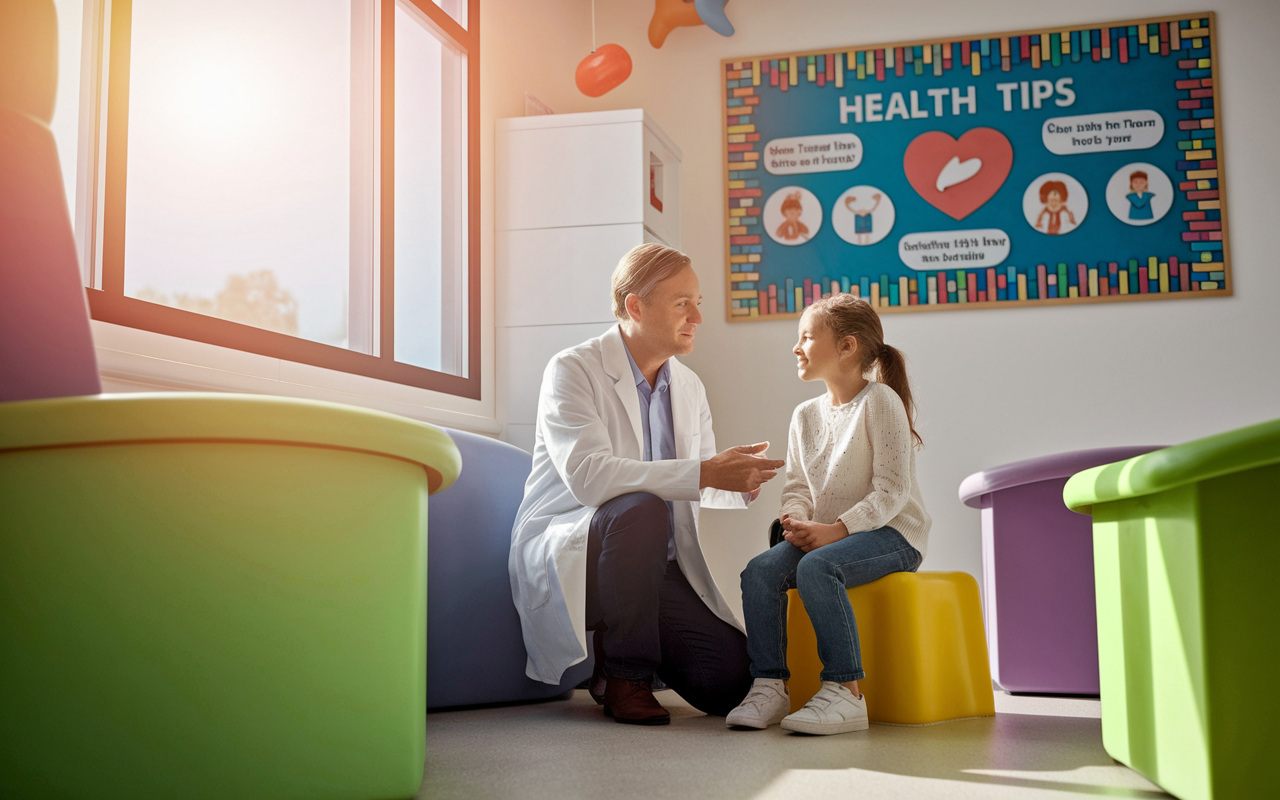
509, 243, 784, 725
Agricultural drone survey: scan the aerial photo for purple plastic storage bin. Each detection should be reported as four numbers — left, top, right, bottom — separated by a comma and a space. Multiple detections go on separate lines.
959, 446, 1162, 695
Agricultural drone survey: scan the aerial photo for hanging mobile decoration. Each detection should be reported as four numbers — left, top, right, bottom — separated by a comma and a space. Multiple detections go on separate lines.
694, 0, 735, 38
575, 0, 632, 97
649, 0, 735, 48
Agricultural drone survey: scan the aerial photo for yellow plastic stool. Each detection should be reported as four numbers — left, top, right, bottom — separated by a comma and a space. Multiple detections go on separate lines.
786, 571, 995, 725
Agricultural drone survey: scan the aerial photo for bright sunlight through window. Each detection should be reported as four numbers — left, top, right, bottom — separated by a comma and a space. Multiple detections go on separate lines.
69, 0, 480, 397
122, 0, 352, 346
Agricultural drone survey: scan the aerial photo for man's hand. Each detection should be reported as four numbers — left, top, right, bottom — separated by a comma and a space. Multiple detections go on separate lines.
782, 518, 849, 552
700, 442, 785, 492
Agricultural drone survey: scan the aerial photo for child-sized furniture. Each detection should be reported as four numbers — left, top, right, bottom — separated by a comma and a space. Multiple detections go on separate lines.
0, 393, 461, 800
785, 572, 994, 724
959, 446, 1161, 695
0, 0, 101, 403
1064, 418, 1280, 800
427, 428, 592, 708
2, 5, 465, 797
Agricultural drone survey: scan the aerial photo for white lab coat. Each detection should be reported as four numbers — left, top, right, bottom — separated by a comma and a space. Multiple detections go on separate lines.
509, 325, 749, 685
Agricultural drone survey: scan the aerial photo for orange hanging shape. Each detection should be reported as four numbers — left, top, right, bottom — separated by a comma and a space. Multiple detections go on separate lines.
648, 0, 705, 48
575, 43, 632, 97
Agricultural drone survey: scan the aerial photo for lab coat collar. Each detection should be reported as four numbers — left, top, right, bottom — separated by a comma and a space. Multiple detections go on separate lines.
623, 338, 672, 397
603, 325, 696, 458
670, 361, 697, 459
602, 326, 645, 451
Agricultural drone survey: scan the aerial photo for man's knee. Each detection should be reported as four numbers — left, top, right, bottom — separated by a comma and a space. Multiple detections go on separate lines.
688, 654, 753, 716
602, 492, 668, 525
595, 492, 670, 553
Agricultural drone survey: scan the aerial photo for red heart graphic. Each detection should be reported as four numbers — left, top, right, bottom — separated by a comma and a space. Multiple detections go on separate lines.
903, 128, 1013, 220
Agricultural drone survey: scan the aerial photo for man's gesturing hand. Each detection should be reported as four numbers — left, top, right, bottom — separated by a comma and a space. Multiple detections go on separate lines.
699, 443, 785, 492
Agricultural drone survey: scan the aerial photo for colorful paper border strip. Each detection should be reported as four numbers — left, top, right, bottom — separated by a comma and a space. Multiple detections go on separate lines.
722, 14, 1229, 318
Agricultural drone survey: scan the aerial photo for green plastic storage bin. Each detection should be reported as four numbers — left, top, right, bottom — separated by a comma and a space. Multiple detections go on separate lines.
0, 393, 461, 800
1064, 418, 1280, 800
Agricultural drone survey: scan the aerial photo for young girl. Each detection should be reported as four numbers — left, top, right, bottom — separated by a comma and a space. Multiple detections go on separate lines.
726, 294, 931, 735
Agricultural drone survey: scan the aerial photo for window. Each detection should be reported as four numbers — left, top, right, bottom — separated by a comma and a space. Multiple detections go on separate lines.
64, 0, 479, 398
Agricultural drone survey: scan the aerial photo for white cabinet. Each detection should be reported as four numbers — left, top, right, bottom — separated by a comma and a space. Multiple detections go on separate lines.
496, 109, 682, 452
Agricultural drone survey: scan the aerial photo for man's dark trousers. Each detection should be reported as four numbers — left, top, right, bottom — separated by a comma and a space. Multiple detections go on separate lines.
585, 492, 752, 716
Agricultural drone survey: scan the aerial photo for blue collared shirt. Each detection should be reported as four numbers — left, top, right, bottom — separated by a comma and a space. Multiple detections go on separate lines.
624, 345, 678, 561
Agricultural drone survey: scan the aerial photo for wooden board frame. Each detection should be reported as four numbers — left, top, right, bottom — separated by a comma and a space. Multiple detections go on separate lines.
720, 12, 1230, 320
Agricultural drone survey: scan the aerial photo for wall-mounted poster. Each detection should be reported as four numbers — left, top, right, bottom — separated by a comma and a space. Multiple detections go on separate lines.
721, 13, 1229, 319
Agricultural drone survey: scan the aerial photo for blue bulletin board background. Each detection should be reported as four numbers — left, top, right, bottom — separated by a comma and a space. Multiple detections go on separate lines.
721, 13, 1230, 319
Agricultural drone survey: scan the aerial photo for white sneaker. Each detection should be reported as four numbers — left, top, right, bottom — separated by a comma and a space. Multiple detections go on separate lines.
726, 678, 790, 729
780, 681, 869, 735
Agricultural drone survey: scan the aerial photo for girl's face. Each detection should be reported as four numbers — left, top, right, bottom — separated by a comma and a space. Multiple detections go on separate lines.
793, 310, 847, 383
1046, 190, 1064, 211
783, 206, 801, 222
1131, 177, 1148, 193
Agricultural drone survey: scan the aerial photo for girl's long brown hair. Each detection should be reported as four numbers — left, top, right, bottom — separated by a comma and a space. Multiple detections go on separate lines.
808, 294, 923, 448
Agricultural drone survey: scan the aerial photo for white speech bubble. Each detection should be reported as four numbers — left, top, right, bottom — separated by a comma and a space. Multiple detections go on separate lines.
1042, 110, 1164, 155
898, 229, 1010, 270
763, 133, 862, 175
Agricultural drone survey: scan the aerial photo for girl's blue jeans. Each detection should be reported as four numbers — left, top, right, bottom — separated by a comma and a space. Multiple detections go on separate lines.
741, 525, 922, 683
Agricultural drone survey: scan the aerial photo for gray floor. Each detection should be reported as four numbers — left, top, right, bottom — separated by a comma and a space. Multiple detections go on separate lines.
420, 690, 1169, 799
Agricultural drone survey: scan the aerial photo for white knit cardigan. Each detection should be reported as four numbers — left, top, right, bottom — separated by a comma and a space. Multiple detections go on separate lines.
778, 381, 931, 558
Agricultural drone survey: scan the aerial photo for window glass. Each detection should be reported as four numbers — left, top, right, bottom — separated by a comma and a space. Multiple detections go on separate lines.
121, 0, 352, 347
394, 1, 468, 375
431, 0, 467, 29
79, 0, 479, 397
50, 0, 84, 235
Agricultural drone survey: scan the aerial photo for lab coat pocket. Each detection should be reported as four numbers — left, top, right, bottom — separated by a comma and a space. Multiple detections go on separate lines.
526, 509, 589, 611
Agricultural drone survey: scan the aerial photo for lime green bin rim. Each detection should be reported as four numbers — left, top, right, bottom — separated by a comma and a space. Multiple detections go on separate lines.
0, 392, 462, 494
1064, 417, 1280, 514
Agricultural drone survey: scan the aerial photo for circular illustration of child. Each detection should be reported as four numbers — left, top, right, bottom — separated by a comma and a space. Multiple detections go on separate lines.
1105, 163, 1174, 226
1022, 173, 1088, 235
831, 186, 896, 246
764, 186, 822, 246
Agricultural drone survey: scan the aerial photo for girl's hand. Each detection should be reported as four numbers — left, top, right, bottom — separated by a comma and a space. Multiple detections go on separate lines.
782, 519, 849, 552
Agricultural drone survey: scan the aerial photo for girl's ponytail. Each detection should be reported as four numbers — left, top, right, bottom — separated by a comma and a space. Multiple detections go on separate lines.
809, 294, 923, 448
875, 343, 922, 449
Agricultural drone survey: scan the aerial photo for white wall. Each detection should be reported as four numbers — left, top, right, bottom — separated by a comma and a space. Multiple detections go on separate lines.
484, 0, 1280, 619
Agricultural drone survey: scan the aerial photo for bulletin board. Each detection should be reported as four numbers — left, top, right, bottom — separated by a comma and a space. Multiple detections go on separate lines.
721, 13, 1229, 319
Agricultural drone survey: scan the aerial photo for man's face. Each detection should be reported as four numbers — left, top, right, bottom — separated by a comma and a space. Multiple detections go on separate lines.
632, 265, 703, 357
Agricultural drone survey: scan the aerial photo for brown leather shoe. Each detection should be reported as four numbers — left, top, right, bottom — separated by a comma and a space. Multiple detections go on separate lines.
603, 677, 670, 726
